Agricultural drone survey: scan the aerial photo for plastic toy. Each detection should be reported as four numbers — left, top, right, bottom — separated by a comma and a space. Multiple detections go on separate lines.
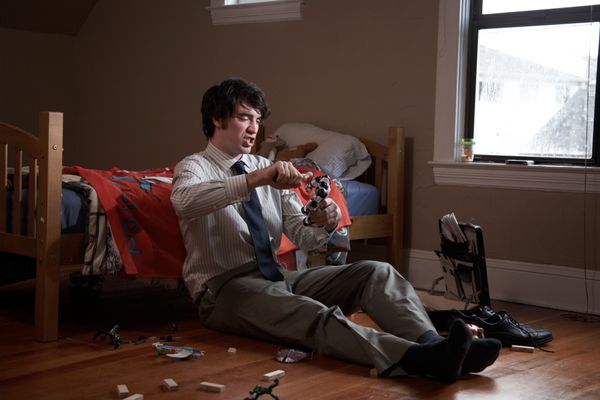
301, 175, 330, 226
243, 378, 280, 400
152, 342, 204, 359
93, 324, 122, 349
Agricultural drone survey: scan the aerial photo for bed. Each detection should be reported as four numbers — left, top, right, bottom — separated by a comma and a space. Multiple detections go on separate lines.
1, 112, 405, 342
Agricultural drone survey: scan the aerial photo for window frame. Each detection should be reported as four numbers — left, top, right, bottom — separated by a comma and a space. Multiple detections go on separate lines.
206, 0, 303, 25
465, 1, 600, 166
431, 0, 600, 194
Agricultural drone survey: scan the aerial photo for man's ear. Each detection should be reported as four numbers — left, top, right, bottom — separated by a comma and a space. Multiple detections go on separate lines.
213, 117, 223, 129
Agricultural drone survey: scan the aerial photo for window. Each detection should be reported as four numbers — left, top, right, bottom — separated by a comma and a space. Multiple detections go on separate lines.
466, 0, 600, 165
207, 0, 303, 25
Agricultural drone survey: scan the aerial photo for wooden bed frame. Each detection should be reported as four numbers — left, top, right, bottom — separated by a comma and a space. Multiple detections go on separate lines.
1, 112, 405, 342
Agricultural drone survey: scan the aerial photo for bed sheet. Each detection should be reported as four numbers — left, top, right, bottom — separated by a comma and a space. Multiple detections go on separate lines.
339, 180, 379, 216
6, 186, 87, 234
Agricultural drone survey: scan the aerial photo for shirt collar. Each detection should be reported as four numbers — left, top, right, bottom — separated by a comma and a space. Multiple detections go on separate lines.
205, 141, 250, 171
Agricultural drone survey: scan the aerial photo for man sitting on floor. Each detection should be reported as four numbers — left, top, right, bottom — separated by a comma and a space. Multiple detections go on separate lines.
170, 78, 501, 383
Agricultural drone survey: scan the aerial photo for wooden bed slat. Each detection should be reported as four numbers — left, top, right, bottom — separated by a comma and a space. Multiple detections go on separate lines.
0, 232, 37, 257
349, 214, 393, 238
12, 147, 23, 236
27, 159, 37, 237
0, 142, 7, 233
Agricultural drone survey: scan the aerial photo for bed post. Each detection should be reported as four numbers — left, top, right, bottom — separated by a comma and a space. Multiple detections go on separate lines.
387, 127, 405, 276
34, 112, 63, 342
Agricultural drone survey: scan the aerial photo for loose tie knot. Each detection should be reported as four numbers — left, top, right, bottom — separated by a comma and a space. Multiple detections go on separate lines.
231, 161, 247, 175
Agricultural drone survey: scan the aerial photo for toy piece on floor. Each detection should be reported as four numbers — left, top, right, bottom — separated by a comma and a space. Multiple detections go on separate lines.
116, 384, 130, 398
301, 175, 330, 226
275, 347, 312, 363
153, 342, 204, 359
199, 381, 225, 392
262, 370, 285, 381
93, 324, 122, 349
162, 378, 178, 391
123, 394, 143, 400
227, 347, 237, 353
511, 345, 535, 353
243, 378, 280, 400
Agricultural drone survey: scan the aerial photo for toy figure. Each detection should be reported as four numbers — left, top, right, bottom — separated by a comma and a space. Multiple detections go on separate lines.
301, 175, 330, 226
92, 324, 122, 349
243, 379, 280, 400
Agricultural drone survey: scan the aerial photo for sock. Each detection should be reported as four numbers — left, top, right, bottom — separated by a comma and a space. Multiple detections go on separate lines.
398, 319, 473, 384
462, 338, 502, 373
417, 328, 502, 374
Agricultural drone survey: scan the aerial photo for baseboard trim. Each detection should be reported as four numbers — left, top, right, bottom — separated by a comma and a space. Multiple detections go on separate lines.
407, 249, 600, 315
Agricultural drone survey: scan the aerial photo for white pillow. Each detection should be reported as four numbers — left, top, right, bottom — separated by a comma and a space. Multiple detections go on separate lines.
273, 123, 333, 147
273, 123, 371, 180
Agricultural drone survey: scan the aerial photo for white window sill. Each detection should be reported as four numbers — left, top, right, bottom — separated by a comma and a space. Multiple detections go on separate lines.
206, 0, 303, 25
430, 161, 600, 193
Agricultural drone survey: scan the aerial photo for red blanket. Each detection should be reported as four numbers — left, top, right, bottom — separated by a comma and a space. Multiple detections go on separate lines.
64, 166, 185, 278
64, 166, 350, 278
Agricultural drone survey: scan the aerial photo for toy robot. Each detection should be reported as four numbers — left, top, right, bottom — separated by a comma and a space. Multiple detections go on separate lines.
301, 175, 331, 226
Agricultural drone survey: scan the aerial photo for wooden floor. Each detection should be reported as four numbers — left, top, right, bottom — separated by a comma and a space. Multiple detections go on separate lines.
1, 275, 599, 400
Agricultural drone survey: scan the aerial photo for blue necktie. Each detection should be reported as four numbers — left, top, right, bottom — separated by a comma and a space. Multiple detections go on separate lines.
232, 161, 284, 281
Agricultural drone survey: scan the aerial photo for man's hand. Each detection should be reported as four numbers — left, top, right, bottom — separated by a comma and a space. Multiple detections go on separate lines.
307, 198, 342, 232
246, 161, 304, 190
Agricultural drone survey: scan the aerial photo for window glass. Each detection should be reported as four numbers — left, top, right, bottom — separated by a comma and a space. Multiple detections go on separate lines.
473, 23, 598, 159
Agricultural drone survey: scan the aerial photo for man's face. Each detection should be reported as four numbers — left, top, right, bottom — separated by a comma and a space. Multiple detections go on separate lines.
211, 102, 262, 158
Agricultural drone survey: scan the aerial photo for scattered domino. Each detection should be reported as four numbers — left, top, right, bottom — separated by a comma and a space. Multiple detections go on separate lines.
511, 345, 535, 353
116, 384, 130, 398
123, 394, 143, 400
199, 381, 226, 393
227, 347, 237, 353
163, 378, 178, 391
262, 369, 285, 381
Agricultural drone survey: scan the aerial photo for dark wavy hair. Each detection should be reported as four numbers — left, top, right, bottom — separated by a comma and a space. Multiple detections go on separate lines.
201, 78, 270, 138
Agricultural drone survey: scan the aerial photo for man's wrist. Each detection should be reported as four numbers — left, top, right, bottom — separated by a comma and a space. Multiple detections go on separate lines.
324, 223, 338, 233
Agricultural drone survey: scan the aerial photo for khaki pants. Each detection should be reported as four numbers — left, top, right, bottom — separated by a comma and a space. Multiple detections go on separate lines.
198, 260, 434, 375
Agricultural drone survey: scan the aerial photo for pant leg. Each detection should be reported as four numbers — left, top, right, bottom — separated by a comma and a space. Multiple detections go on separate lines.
290, 260, 435, 341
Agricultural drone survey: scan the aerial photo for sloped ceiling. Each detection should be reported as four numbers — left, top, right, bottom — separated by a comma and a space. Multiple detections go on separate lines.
0, 0, 97, 36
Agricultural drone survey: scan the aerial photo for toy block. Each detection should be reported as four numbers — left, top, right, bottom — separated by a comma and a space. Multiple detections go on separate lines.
163, 378, 178, 391
511, 345, 535, 353
123, 394, 143, 400
116, 384, 130, 398
262, 369, 285, 381
227, 347, 237, 353
199, 381, 225, 392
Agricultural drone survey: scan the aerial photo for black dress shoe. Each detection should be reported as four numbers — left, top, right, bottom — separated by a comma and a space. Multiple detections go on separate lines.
454, 306, 554, 347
